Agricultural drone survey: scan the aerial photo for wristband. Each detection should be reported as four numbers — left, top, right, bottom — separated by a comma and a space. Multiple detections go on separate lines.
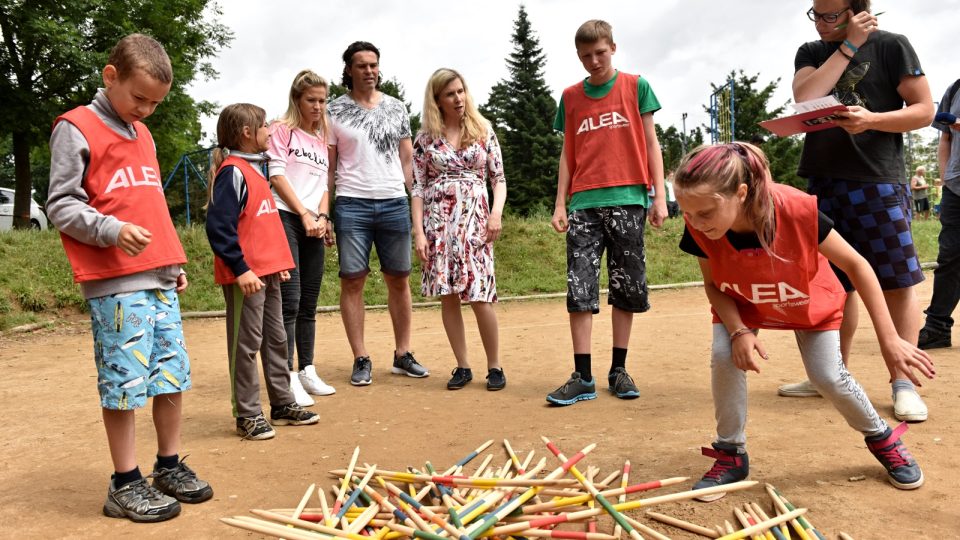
299, 210, 310, 217
729, 327, 754, 341
316, 212, 330, 222
842, 39, 859, 54
838, 48, 854, 61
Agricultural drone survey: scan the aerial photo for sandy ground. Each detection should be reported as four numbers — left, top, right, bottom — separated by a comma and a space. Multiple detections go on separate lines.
1, 280, 958, 539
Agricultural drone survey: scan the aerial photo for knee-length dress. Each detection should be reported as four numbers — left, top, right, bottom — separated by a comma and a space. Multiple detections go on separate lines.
412, 129, 506, 302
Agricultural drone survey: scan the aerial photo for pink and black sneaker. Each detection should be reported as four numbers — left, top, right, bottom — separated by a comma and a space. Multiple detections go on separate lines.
866, 422, 924, 489
692, 442, 749, 502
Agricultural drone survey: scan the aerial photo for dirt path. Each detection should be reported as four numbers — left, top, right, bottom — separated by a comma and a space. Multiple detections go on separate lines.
1, 281, 957, 538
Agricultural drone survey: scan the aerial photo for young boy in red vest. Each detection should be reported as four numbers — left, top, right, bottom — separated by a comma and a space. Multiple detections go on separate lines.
46, 34, 212, 523
547, 20, 668, 406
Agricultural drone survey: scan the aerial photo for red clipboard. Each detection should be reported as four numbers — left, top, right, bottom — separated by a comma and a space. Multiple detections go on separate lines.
758, 104, 848, 136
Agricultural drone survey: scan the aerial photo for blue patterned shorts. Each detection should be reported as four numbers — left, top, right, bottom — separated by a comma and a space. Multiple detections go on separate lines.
808, 178, 924, 291
89, 288, 192, 410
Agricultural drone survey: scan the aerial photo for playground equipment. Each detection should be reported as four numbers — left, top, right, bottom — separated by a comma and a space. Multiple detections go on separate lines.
163, 147, 214, 225
710, 79, 736, 144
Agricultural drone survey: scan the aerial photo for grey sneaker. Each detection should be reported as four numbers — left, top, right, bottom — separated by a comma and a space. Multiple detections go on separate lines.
546, 372, 597, 406
392, 351, 429, 378
152, 457, 213, 503
236, 413, 275, 440
351, 356, 373, 386
103, 477, 181, 522
608, 367, 640, 399
270, 402, 320, 426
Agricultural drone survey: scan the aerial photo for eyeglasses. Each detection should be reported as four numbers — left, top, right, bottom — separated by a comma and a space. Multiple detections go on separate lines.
806, 7, 850, 23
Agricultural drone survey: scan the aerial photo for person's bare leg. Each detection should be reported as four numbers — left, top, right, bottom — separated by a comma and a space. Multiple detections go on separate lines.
383, 273, 412, 354
340, 276, 368, 358
471, 301, 500, 370
840, 292, 859, 366
611, 307, 633, 349
103, 408, 137, 473
570, 312, 592, 354
153, 393, 181, 458
441, 294, 468, 368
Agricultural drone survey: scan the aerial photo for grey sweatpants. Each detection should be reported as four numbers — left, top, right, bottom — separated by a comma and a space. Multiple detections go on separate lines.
711, 324, 887, 447
223, 274, 294, 418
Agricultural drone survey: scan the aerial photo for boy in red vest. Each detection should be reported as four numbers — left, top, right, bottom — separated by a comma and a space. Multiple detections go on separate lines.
46, 34, 212, 523
548, 20, 667, 405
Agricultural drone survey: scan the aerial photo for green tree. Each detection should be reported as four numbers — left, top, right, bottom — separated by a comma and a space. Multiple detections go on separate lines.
705, 70, 805, 188
481, 5, 561, 216
656, 123, 705, 173
0, 0, 231, 228
328, 77, 421, 135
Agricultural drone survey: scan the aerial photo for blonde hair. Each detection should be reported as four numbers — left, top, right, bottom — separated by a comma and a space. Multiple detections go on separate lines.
280, 69, 329, 140
420, 68, 488, 148
575, 19, 614, 47
674, 142, 778, 257
915, 165, 926, 175
107, 33, 172, 84
206, 103, 266, 207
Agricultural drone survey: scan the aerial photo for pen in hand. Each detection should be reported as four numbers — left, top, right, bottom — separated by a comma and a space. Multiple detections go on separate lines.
835, 11, 885, 30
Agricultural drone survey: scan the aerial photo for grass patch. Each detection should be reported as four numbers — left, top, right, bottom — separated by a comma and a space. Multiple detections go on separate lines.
0, 214, 942, 330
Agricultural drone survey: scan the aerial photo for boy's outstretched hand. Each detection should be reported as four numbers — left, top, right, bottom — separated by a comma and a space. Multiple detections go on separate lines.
117, 224, 152, 256
880, 337, 936, 386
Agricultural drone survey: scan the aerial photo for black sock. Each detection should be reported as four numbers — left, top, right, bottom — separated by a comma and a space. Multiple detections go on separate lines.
114, 467, 142, 488
611, 347, 627, 374
156, 453, 179, 471
574, 354, 592, 382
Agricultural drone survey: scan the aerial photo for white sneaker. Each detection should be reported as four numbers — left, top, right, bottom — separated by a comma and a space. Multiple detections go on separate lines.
893, 388, 928, 422
777, 379, 821, 398
289, 372, 314, 407
299, 365, 336, 396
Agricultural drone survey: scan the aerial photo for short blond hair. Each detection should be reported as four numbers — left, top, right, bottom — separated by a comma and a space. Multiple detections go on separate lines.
107, 33, 172, 84
575, 20, 614, 47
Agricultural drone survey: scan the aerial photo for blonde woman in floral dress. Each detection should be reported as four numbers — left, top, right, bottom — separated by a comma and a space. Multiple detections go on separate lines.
412, 68, 508, 391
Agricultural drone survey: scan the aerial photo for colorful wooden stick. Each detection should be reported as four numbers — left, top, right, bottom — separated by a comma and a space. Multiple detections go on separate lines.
769, 486, 825, 540
221, 516, 330, 540
248, 509, 369, 540
335, 465, 378, 520
456, 439, 494, 467
330, 446, 361, 525
612, 460, 630, 538
765, 485, 812, 540
748, 503, 787, 540
717, 508, 808, 540
743, 504, 777, 540
646, 510, 719, 538
619, 513, 671, 540
521, 476, 688, 514
733, 506, 765, 540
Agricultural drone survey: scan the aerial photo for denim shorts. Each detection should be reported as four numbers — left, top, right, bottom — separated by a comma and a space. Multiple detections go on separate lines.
808, 178, 924, 291
89, 288, 192, 410
334, 196, 412, 278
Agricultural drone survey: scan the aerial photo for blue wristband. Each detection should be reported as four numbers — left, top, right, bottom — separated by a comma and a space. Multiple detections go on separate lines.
842, 39, 859, 54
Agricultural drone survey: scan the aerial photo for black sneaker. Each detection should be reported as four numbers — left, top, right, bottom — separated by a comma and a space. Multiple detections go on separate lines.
236, 413, 275, 440
392, 351, 429, 378
447, 367, 473, 390
608, 367, 640, 399
486, 368, 506, 391
918, 327, 951, 350
866, 422, 924, 489
351, 356, 373, 386
152, 457, 213, 503
546, 372, 597, 406
692, 442, 749, 502
103, 477, 181, 522
270, 402, 320, 426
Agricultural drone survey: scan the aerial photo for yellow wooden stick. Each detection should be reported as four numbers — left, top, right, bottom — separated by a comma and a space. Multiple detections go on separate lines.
646, 510, 719, 538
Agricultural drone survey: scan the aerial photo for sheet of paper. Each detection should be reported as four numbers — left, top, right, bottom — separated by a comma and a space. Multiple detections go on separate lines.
792, 96, 843, 113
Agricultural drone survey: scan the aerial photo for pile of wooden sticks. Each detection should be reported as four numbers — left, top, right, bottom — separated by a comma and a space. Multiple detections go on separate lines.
220, 438, 852, 539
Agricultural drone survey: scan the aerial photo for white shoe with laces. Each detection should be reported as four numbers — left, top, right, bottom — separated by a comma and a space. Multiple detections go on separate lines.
893, 388, 927, 422
289, 372, 315, 407
777, 379, 821, 398
299, 365, 336, 396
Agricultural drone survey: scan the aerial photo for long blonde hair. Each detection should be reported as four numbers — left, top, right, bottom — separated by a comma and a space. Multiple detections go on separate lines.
674, 142, 778, 256
206, 103, 266, 208
279, 69, 329, 140
420, 68, 488, 148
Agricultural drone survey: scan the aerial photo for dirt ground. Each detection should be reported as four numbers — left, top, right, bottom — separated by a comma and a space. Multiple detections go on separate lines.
1, 280, 958, 539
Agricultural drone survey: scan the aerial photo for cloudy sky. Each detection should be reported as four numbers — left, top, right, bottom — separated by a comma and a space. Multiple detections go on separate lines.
189, 0, 958, 144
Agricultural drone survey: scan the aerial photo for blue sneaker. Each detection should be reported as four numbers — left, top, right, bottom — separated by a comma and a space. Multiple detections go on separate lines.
608, 367, 640, 399
866, 422, 924, 489
546, 372, 597, 406
692, 442, 749, 502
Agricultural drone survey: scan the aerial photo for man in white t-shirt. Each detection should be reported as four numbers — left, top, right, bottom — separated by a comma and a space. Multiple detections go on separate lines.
328, 41, 429, 386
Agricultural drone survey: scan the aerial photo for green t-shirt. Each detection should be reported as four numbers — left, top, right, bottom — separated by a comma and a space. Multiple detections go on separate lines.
554, 71, 661, 211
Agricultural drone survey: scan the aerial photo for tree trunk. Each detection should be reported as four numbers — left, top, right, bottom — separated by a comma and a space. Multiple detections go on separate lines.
12, 131, 33, 229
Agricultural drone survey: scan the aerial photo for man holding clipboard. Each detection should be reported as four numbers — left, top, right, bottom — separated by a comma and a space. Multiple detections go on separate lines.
777, 0, 935, 424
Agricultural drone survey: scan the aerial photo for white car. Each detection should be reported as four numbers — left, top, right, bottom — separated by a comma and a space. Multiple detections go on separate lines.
0, 187, 48, 230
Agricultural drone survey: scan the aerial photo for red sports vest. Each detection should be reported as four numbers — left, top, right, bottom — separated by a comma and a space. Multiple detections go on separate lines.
686, 183, 845, 331
212, 156, 294, 285
562, 72, 650, 194
54, 107, 186, 283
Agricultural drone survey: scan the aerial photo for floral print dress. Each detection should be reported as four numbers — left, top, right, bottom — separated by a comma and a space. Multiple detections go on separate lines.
412, 129, 506, 302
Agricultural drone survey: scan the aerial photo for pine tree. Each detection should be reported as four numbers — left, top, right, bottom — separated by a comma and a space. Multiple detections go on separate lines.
482, 5, 561, 216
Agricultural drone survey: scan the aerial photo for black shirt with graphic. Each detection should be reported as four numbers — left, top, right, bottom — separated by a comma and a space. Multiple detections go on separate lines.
795, 30, 924, 184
